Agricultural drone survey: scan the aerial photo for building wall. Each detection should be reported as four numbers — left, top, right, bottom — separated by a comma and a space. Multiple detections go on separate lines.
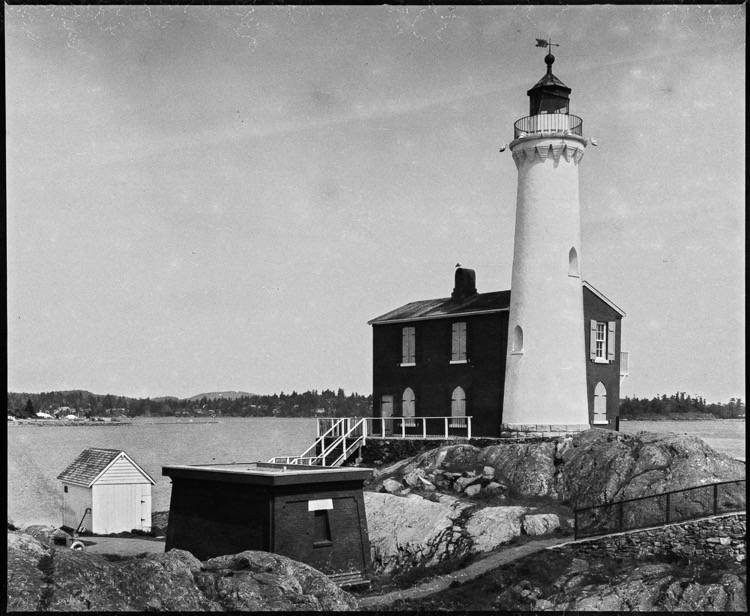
92, 483, 152, 534
273, 483, 370, 576
61, 483, 92, 531
96, 456, 150, 484
165, 478, 271, 560
372, 312, 508, 437
583, 287, 622, 428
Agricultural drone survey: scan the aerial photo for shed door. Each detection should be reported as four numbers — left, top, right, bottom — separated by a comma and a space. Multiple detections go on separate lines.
139, 486, 152, 531
93, 484, 141, 534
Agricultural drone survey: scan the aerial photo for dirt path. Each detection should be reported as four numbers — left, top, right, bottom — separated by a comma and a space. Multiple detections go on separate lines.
358, 537, 569, 608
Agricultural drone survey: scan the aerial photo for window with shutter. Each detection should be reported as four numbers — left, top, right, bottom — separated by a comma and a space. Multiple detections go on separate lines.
607, 322, 616, 362
402, 388, 416, 427
593, 382, 607, 424
450, 386, 466, 427
401, 327, 415, 365
591, 320, 616, 363
451, 322, 467, 362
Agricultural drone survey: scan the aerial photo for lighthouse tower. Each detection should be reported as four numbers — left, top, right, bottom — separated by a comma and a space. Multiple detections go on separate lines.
501, 50, 591, 437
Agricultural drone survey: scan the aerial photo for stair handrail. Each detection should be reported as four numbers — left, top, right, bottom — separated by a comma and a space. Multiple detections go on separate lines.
297, 418, 346, 460
330, 418, 366, 466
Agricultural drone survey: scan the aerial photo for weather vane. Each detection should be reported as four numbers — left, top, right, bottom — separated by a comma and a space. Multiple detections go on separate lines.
535, 38, 560, 54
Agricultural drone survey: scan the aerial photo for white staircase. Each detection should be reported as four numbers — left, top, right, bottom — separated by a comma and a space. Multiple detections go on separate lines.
269, 418, 366, 467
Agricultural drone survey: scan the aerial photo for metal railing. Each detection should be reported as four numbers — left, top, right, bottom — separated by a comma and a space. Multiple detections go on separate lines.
514, 113, 583, 139
270, 416, 473, 467
574, 479, 746, 540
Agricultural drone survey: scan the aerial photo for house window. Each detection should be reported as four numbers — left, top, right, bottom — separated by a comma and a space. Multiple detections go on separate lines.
402, 388, 416, 427
451, 322, 467, 363
401, 327, 416, 366
593, 382, 608, 424
512, 325, 524, 353
589, 320, 616, 363
568, 247, 579, 277
450, 386, 466, 427
312, 510, 332, 546
64, 486, 68, 493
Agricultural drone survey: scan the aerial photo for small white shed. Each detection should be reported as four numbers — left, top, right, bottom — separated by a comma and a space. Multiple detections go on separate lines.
57, 448, 155, 534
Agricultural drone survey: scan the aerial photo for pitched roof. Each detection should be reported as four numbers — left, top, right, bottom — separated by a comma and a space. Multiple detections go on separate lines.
368, 290, 511, 325
530, 70, 570, 91
57, 448, 155, 487
368, 281, 624, 325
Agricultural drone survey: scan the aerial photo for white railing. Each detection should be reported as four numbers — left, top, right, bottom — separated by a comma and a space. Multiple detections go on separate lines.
620, 351, 629, 378
270, 416, 473, 467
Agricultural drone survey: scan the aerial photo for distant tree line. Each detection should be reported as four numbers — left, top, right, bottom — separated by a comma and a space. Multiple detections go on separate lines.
7, 389, 373, 419
619, 392, 745, 419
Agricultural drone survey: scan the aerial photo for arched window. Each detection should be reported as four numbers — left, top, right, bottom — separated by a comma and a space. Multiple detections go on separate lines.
568, 247, 580, 277
450, 386, 466, 427
402, 388, 416, 427
593, 382, 607, 424
512, 325, 524, 353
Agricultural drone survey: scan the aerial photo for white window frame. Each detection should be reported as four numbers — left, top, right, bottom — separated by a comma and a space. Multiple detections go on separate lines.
590, 320, 616, 364
593, 382, 608, 424
450, 321, 468, 363
401, 326, 416, 366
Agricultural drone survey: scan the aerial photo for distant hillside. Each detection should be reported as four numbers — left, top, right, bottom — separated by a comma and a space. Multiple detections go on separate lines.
186, 391, 256, 402
152, 396, 180, 402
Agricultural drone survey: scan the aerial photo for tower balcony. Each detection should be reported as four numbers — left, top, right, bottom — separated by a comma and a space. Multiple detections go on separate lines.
514, 113, 583, 139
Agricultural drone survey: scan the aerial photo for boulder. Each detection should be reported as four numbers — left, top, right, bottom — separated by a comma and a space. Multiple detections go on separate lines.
454, 475, 482, 493
382, 478, 403, 494
522, 513, 560, 536
364, 492, 471, 573
463, 484, 482, 498
484, 481, 506, 495
464, 507, 525, 553
403, 467, 426, 487
6, 530, 357, 611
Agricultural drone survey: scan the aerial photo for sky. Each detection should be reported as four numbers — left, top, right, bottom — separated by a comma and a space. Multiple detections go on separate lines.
6, 5, 745, 403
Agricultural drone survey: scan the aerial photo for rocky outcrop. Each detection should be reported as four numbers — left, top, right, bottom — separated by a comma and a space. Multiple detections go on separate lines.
365, 492, 563, 573
505, 563, 748, 612
7, 530, 357, 611
364, 492, 472, 574
371, 429, 745, 509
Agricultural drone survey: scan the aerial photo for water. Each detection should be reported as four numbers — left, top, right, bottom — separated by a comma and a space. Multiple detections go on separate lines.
8, 417, 744, 528
619, 419, 746, 461
7, 417, 317, 527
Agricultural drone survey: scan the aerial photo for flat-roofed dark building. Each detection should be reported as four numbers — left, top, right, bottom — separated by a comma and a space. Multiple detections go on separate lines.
163, 462, 372, 586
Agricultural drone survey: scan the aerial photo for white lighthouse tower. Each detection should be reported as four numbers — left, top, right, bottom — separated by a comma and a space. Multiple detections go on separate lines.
501, 47, 591, 437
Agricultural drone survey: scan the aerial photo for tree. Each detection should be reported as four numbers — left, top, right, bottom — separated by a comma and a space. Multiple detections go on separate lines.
24, 398, 35, 418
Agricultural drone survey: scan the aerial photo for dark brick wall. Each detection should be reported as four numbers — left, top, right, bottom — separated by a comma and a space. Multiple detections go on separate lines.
583, 286, 622, 427
165, 478, 270, 561
274, 485, 370, 576
372, 313, 508, 437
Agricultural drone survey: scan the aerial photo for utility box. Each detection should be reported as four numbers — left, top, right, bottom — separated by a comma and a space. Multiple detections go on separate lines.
162, 462, 372, 586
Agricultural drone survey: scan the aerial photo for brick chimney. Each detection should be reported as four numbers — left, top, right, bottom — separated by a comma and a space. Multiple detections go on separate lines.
452, 267, 477, 300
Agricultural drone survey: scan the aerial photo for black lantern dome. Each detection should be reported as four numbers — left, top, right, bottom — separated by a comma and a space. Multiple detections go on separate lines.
527, 52, 571, 116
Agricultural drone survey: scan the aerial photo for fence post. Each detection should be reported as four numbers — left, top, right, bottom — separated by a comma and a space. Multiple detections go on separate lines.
444, 417, 449, 438
467, 417, 472, 440
665, 493, 671, 524
382, 419, 385, 438
422, 418, 427, 439
713, 483, 718, 515
401, 420, 405, 439
618, 502, 624, 532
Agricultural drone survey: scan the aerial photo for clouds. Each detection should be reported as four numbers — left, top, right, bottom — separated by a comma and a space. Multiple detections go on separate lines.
5, 5, 745, 402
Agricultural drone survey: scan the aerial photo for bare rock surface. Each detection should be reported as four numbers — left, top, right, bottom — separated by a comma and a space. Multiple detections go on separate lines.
369, 429, 745, 509
522, 513, 561, 536
6, 529, 357, 611
528, 563, 747, 612
464, 507, 525, 553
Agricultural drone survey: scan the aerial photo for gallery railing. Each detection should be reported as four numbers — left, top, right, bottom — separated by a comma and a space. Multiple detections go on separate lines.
574, 479, 746, 540
514, 113, 583, 139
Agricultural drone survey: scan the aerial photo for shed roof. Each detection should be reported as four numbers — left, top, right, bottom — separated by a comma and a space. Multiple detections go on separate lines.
57, 448, 155, 487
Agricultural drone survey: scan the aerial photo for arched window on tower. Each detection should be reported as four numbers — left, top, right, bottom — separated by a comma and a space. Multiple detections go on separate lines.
568, 247, 580, 277
512, 326, 524, 353
593, 382, 607, 425
402, 388, 415, 427
450, 386, 466, 427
